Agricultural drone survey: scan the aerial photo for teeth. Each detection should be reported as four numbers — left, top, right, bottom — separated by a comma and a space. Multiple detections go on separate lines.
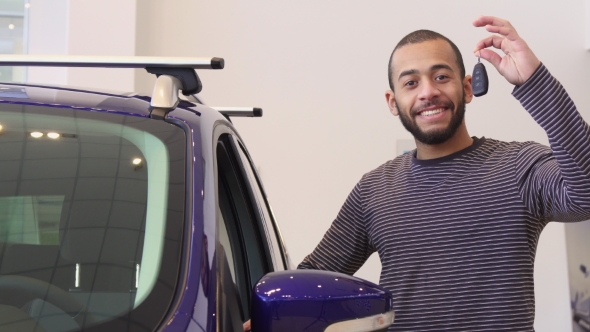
421, 108, 444, 116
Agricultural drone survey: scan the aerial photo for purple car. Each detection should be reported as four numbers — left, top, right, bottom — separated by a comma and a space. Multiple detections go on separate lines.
0, 56, 394, 332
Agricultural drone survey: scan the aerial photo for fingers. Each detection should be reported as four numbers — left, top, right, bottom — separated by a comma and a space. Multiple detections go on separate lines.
473, 15, 519, 40
484, 25, 519, 41
472, 15, 541, 85
472, 15, 513, 29
472, 15, 519, 67
473, 34, 504, 70
473, 35, 504, 53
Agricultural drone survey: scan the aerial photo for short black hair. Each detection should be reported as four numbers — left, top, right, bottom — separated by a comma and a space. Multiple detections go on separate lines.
388, 30, 465, 91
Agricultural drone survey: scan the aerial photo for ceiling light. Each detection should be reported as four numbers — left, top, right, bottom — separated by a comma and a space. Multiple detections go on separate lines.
24, 3, 30, 8
30, 132, 43, 138
47, 132, 60, 139
8, 24, 14, 30
132, 158, 142, 165
0, 124, 3, 132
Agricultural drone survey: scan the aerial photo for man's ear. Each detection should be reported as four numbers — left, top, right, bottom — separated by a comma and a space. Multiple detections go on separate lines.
385, 89, 399, 116
463, 75, 474, 104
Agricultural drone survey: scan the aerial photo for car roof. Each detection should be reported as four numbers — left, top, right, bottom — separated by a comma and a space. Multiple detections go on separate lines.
0, 82, 204, 118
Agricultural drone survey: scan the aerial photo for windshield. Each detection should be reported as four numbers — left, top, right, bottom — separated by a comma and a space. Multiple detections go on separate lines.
0, 101, 186, 331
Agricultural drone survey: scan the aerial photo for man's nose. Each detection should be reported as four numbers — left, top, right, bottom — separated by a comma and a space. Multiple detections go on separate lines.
417, 79, 441, 100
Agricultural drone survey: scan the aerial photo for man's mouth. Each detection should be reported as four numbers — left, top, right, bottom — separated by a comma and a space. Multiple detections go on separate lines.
415, 105, 450, 118
419, 108, 445, 117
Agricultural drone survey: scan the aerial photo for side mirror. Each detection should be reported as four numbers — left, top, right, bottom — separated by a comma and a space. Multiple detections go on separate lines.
251, 270, 394, 332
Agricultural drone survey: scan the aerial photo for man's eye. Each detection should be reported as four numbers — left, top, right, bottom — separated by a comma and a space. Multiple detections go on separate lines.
404, 80, 417, 86
435, 75, 449, 81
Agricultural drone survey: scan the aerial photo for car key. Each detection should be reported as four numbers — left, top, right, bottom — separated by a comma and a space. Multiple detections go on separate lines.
472, 55, 488, 97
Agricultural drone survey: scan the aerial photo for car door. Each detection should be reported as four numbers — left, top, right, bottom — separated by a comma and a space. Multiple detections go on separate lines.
213, 128, 285, 332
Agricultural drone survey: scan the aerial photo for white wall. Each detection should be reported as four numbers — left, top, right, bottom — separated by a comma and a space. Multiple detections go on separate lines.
175, 2, 587, 331
27, 0, 68, 85
27, 0, 136, 91
29, 1, 590, 331
66, 0, 136, 91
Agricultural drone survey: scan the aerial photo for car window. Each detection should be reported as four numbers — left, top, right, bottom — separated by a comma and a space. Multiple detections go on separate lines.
0, 103, 186, 331
233, 138, 287, 271
216, 133, 270, 331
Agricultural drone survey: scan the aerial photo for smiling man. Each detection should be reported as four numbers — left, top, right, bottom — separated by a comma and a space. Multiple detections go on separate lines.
296, 16, 590, 331
386, 36, 473, 159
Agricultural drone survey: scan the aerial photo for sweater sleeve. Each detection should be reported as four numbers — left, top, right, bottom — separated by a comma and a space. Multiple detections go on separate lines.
513, 64, 590, 222
298, 181, 375, 275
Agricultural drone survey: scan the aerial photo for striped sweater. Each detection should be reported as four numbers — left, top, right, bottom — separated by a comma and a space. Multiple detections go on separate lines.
298, 64, 590, 331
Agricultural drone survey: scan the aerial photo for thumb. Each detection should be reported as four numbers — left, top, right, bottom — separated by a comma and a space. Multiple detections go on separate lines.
476, 49, 502, 72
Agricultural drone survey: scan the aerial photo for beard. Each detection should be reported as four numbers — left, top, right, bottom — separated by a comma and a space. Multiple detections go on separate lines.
396, 96, 466, 145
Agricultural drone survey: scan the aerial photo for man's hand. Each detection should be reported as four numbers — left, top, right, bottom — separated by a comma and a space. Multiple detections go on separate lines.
473, 15, 541, 86
243, 319, 251, 331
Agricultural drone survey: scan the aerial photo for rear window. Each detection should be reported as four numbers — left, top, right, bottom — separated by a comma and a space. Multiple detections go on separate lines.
0, 102, 186, 331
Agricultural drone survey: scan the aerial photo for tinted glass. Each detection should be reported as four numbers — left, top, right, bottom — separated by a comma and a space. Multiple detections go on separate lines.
0, 102, 186, 331
216, 135, 272, 330
234, 139, 287, 271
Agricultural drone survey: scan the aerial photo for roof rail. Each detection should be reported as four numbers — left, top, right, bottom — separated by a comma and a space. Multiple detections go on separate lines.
213, 107, 262, 118
211, 107, 263, 123
0, 55, 225, 120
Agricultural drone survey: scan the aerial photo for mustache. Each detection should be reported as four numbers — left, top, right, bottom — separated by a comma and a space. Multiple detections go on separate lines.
410, 100, 455, 117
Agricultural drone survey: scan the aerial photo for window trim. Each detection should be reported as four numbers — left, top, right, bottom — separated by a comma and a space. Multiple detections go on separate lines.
212, 125, 277, 328
229, 136, 289, 271
216, 141, 254, 319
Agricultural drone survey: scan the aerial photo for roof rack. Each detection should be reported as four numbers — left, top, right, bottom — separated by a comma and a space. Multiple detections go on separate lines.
182, 95, 263, 121
0, 55, 224, 120
212, 107, 263, 121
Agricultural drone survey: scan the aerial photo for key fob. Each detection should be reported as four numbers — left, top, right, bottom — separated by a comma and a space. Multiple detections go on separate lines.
472, 62, 488, 97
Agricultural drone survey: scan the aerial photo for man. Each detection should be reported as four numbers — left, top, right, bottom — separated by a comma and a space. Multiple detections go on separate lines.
297, 15, 590, 331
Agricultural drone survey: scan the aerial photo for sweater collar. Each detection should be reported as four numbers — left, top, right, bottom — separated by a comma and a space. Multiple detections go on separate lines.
411, 137, 486, 166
